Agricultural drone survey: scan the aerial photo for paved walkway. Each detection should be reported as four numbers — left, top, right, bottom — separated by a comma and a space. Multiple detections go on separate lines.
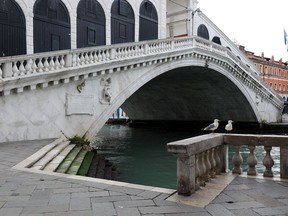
0, 139, 288, 216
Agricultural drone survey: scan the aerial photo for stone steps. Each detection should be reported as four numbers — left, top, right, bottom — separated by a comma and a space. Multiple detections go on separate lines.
30, 141, 70, 170
43, 144, 76, 172
23, 138, 117, 181
66, 149, 87, 175
55, 146, 82, 173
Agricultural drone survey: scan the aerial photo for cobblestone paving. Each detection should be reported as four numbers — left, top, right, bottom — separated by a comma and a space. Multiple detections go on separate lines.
0, 140, 288, 216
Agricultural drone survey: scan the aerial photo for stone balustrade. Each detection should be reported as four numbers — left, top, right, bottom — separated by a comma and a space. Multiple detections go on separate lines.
0, 36, 282, 108
167, 133, 288, 196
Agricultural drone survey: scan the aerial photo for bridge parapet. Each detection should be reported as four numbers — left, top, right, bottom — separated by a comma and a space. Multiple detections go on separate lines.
167, 133, 288, 196
0, 36, 282, 110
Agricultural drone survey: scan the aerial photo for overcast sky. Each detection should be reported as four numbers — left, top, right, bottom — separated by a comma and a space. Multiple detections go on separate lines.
198, 0, 288, 61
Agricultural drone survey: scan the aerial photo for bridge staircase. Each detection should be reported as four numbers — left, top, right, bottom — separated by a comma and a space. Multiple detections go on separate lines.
27, 138, 116, 180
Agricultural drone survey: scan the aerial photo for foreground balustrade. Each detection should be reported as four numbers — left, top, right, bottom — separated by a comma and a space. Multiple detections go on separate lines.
167, 133, 288, 196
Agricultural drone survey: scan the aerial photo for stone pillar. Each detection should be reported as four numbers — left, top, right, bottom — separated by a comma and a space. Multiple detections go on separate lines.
280, 146, 288, 179
176, 154, 196, 196
2, 62, 12, 78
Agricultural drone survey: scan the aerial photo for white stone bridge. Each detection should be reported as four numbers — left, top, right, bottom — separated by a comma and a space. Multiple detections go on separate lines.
0, 35, 283, 143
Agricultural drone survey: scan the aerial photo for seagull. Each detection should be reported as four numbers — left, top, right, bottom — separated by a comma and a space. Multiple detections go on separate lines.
202, 119, 220, 133
225, 120, 234, 133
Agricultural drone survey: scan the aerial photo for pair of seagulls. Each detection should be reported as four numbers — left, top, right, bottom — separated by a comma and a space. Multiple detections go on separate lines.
202, 119, 233, 133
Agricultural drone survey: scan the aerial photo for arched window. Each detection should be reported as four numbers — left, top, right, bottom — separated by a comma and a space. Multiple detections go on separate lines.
212, 36, 221, 45
0, 0, 26, 56
139, 0, 158, 41
77, 0, 105, 48
197, 24, 209, 40
34, 0, 71, 53
111, 0, 135, 44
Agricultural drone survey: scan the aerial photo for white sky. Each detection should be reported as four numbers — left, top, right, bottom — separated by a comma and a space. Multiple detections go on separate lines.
198, 0, 288, 61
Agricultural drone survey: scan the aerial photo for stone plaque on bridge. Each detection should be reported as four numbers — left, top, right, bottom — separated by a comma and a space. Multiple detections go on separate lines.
66, 94, 95, 116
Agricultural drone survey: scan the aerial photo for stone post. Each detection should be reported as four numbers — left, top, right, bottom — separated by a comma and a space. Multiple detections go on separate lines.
64, 53, 73, 67
280, 146, 288, 179
110, 48, 116, 60
176, 154, 196, 196
2, 62, 12, 78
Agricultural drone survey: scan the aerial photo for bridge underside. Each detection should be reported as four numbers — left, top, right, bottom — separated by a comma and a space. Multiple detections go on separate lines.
122, 66, 257, 123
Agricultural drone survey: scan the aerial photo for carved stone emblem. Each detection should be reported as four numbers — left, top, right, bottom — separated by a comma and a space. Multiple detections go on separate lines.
100, 77, 112, 104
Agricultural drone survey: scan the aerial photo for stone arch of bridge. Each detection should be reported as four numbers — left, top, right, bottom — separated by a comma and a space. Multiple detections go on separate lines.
85, 58, 260, 141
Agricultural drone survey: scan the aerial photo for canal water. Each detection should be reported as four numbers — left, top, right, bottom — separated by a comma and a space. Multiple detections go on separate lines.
92, 124, 282, 189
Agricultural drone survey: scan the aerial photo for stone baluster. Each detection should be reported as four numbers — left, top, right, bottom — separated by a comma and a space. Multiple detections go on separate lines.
54, 56, 60, 70
85, 53, 90, 64
105, 49, 110, 60
19, 61, 26, 76
12, 62, 20, 77
209, 148, 217, 178
199, 152, 206, 186
71, 54, 77, 67
37, 59, 44, 73
43, 58, 49, 72
232, 145, 243, 174
60, 55, 65, 68
203, 150, 211, 182
49, 57, 55, 71
98, 51, 103, 61
127, 47, 131, 57
247, 145, 258, 176
195, 154, 200, 190
31, 59, 37, 73
214, 146, 222, 175
89, 51, 94, 63
263, 146, 274, 177
80, 53, 85, 65
25, 59, 32, 75
0, 63, 2, 79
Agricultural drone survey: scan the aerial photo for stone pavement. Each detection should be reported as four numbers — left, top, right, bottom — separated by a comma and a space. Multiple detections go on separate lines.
0, 139, 288, 216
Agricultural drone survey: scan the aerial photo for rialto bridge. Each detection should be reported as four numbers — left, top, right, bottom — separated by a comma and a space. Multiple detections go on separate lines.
0, 0, 283, 143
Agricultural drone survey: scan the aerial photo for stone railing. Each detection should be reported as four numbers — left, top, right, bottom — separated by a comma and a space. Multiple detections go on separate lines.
0, 36, 282, 108
167, 133, 288, 196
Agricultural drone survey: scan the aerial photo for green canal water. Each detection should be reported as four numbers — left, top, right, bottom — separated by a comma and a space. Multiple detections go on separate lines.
92, 124, 282, 189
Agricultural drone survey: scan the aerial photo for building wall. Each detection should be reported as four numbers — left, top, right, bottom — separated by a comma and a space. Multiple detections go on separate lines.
13, 0, 166, 54
242, 47, 288, 100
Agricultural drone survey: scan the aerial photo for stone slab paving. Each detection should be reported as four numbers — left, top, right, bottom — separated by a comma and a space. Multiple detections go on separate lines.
1, 139, 288, 215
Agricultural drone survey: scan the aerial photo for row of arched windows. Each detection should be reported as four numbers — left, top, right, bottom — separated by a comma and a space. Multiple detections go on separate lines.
197, 24, 222, 46
0, 0, 158, 57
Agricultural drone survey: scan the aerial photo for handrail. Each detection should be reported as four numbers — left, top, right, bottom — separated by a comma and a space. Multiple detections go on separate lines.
0, 36, 283, 108
168, 133, 288, 196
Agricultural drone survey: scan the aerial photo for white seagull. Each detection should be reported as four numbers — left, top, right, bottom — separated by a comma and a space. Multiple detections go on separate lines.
225, 120, 234, 133
202, 119, 220, 133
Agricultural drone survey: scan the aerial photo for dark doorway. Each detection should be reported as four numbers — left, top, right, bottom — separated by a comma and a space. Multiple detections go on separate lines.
0, 0, 26, 57
77, 0, 106, 48
111, 0, 135, 44
33, 0, 71, 53
139, 0, 158, 41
